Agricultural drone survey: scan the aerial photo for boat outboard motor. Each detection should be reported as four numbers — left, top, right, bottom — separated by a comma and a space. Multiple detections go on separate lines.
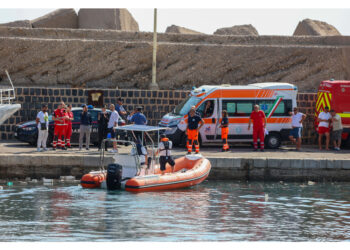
106, 163, 123, 190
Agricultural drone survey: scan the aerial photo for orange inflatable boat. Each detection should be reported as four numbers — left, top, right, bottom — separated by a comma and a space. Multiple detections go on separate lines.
81, 154, 211, 192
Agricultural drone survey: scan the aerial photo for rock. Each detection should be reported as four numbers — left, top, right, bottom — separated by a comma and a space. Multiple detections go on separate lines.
214, 24, 258, 35
293, 19, 341, 36
32, 9, 78, 29
78, 9, 139, 31
165, 25, 202, 34
0, 20, 31, 28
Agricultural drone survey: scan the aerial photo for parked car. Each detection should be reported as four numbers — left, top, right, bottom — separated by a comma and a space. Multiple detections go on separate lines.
14, 107, 126, 146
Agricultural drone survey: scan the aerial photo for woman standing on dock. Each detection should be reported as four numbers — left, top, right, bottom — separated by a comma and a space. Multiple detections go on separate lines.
64, 104, 74, 148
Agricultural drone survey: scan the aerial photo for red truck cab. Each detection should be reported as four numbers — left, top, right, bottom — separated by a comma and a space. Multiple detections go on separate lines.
315, 80, 350, 145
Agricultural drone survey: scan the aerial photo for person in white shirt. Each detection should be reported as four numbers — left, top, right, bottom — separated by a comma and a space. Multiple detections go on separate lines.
318, 106, 332, 150
289, 107, 306, 151
36, 104, 49, 152
330, 109, 343, 151
158, 134, 175, 175
107, 104, 120, 153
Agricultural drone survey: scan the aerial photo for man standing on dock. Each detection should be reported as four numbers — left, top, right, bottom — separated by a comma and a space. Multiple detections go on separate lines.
330, 109, 343, 151
107, 104, 119, 153
317, 106, 332, 150
79, 104, 92, 151
248, 105, 267, 152
289, 107, 306, 151
186, 109, 204, 154
36, 104, 49, 152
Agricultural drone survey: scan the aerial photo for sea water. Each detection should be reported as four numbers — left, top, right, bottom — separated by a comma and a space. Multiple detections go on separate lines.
0, 181, 349, 241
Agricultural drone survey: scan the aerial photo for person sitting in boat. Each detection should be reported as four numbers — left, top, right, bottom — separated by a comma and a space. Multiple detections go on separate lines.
131, 139, 148, 167
158, 134, 175, 175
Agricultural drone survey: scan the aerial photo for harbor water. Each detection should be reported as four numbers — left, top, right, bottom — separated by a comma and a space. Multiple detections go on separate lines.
0, 181, 349, 241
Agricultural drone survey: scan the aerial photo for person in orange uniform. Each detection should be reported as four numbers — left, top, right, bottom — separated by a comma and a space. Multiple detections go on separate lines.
64, 104, 74, 148
248, 105, 267, 152
219, 110, 229, 152
186, 109, 204, 154
52, 102, 66, 150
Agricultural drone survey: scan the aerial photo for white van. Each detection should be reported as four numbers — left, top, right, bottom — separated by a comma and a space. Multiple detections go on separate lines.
159, 83, 298, 149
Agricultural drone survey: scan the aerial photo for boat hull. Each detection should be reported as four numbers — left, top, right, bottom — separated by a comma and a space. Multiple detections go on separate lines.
81, 155, 211, 192
0, 104, 21, 125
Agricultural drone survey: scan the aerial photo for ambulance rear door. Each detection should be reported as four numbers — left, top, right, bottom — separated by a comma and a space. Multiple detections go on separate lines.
197, 99, 219, 143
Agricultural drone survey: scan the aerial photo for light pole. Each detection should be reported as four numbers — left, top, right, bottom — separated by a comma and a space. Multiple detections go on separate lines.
149, 8, 159, 90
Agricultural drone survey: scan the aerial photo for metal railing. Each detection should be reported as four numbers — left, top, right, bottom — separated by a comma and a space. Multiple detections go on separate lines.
0, 70, 16, 104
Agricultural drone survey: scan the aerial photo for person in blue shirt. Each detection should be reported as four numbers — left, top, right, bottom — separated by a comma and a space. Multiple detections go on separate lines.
116, 98, 127, 119
128, 106, 147, 142
130, 106, 147, 125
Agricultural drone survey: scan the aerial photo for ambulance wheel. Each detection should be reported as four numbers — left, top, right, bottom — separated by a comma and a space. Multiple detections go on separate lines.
265, 132, 281, 149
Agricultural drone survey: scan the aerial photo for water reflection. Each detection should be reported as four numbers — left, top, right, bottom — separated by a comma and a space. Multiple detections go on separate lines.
0, 181, 349, 241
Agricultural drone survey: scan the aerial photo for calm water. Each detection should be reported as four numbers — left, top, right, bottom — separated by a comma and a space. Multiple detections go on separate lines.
0, 181, 349, 241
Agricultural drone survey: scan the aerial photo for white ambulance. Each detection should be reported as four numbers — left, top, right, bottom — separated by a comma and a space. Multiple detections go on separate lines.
159, 83, 298, 149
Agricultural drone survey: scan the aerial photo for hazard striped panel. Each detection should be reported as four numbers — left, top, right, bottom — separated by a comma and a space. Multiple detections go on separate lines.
315, 91, 332, 116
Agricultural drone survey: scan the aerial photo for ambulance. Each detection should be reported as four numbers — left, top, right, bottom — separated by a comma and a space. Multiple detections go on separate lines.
315, 80, 350, 146
159, 82, 298, 148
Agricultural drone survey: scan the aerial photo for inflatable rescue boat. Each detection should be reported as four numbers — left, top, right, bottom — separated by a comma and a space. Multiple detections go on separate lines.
81, 154, 211, 192
80, 125, 211, 192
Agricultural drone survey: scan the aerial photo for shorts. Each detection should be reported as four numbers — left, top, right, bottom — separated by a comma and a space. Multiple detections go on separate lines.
187, 129, 198, 141
332, 129, 343, 141
318, 126, 330, 134
159, 156, 175, 171
290, 127, 302, 139
221, 127, 229, 140
108, 127, 116, 138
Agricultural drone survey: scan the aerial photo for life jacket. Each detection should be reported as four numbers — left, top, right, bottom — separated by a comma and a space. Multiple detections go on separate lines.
160, 138, 170, 156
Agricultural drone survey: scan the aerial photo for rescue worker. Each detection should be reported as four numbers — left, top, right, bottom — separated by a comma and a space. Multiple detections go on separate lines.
248, 104, 267, 152
131, 139, 149, 175
64, 104, 74, 148
158, 134, 175, 175
36, 104, 49, 152
317, 106, 332, 150
186, 108, 204, 154
79, 104, 92, 150
219, 110, 229, 152
52, 102, 66, 150
98, 105, 109, 151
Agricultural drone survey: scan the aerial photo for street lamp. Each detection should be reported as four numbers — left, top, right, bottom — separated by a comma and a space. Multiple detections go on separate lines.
149, 8, 159, 90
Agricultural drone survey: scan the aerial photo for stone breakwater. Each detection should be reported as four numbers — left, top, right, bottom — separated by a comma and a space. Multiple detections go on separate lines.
0, 27, 349, 91
0, 87, 317, 143
1, 153, 350, 181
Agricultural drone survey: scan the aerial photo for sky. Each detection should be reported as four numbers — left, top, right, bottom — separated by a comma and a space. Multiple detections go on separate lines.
0, 8, 349, 36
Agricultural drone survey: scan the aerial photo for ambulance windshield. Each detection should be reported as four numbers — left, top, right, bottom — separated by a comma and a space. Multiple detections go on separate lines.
173, 96, 202, 116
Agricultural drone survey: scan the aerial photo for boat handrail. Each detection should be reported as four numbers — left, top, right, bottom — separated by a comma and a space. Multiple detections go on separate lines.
100, 139, 141, 173
0, 70, 16, 105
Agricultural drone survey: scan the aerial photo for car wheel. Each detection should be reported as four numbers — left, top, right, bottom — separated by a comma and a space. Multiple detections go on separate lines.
265, 132, 281, 149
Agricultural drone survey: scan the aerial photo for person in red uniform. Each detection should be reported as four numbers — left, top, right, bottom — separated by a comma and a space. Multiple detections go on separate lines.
186, 109, 204, 154
248, 105, 267, 152
219, 110, 229, 152
64, 104, 74, 148
52, 102, 65, 150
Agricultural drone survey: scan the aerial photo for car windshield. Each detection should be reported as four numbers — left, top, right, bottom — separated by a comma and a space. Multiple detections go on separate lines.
173, 96, 202, 116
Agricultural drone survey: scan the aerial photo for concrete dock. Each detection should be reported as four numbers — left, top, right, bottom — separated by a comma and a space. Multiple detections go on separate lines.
1, 141, 350, 182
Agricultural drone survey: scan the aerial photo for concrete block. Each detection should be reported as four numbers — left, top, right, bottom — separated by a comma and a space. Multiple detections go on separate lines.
32, 9, 78, 29
267, 158, 290, 169
82, 156, 100, 167
333, 160, 342, 169
291, 159, 304, 169
232, 158, 242, 169
303, 159, 320, 169
342, 160, 350, 169
253, 158, 267, 168
0, 155, 9, 167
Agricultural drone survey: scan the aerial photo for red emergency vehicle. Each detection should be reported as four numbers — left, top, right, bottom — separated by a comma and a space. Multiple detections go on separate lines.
315, 80, 350, 145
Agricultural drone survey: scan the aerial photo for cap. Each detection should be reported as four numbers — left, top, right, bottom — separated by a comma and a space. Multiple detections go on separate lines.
87, 105, 94, 109
160, 134, 166, 138
81, 104, 87, 108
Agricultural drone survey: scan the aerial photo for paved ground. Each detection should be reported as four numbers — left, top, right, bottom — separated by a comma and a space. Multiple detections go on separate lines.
1, 140, 350, 160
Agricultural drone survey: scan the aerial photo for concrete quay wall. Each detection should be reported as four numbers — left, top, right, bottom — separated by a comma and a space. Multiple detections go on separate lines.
1, 154, 350, 181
